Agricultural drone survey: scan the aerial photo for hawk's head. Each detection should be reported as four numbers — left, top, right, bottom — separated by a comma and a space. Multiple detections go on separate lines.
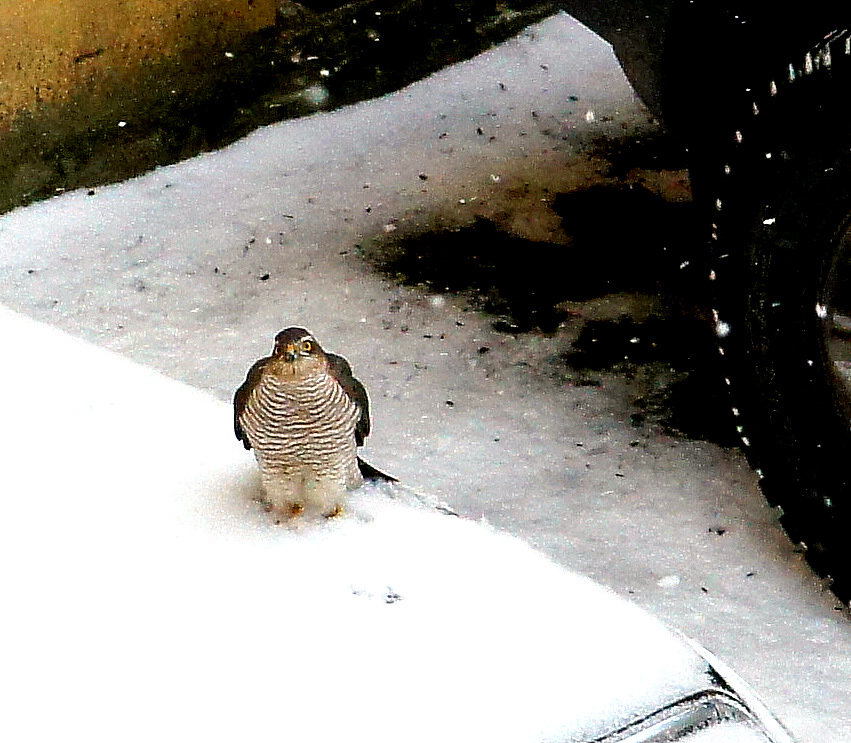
270, 327, 327, 378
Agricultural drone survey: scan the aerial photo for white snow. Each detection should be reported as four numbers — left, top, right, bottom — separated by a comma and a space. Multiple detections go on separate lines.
0, 306, 708, 742
0, 12, 849, 742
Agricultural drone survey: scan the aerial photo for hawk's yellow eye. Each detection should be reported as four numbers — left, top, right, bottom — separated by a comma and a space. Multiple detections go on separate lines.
302, 340, 313, 353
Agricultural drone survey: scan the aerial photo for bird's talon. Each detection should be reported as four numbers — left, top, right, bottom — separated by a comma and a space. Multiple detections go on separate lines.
289, 502, 305, 518
325, 504, 345, 519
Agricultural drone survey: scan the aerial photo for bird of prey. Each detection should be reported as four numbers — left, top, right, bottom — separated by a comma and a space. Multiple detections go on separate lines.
234, 327, 371, 518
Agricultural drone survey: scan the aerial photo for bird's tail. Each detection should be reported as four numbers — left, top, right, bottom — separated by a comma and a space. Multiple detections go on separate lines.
357, 456, 399, 483
357, 457, 457, 516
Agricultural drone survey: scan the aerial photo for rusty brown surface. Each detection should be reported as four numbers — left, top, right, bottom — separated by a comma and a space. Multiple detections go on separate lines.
0, 0, 276, 120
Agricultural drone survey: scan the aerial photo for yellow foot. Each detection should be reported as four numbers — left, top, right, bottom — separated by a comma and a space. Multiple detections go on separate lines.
289, 502, 305, 518
324, 504, 345, 519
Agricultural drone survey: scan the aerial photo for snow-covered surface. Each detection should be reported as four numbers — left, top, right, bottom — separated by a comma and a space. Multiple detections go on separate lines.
0, 306, 712, 742
1, 12, 849, 742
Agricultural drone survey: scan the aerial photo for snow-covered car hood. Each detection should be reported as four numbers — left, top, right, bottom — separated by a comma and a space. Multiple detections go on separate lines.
0, 306, 788, 742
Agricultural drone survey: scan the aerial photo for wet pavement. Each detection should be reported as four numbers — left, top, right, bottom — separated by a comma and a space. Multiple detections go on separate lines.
370, 176, 740, 446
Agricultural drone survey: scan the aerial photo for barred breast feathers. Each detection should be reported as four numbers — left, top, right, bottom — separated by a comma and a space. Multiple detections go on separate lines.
240, 368, 361, 461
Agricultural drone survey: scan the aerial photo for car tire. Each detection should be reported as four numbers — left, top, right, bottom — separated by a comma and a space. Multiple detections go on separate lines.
693, 27, 851, 603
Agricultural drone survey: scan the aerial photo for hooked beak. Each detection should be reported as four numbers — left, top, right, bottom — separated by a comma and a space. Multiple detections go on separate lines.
284, 343, 298, 363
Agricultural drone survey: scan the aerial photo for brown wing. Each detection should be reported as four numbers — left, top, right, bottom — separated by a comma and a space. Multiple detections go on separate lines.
326, 352, 371, 446
233, 354, 273, 450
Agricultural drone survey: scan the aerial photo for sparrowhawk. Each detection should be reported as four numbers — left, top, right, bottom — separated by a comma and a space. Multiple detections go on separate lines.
234, 327, 371, 518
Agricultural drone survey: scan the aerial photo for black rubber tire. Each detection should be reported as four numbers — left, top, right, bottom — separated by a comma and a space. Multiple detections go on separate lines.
696, 28, 851, 603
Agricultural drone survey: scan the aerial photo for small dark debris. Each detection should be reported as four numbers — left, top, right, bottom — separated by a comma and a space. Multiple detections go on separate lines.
701, 586, 709, 593
746, 571, 756, 578
259, 273, 271, 281
709, 527, 727, 536
477, 346, 490, 354
384, 590, 402, 605
569, 375, 602, 388
423, 333, 433, 339
418, 173, 428, 181
445, 400, 455, 407
476, 127, 484, 135
27, 269, 35, 275
73, 47, 104, 64
615, 472, 625, 478
493, 319, 522, 334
